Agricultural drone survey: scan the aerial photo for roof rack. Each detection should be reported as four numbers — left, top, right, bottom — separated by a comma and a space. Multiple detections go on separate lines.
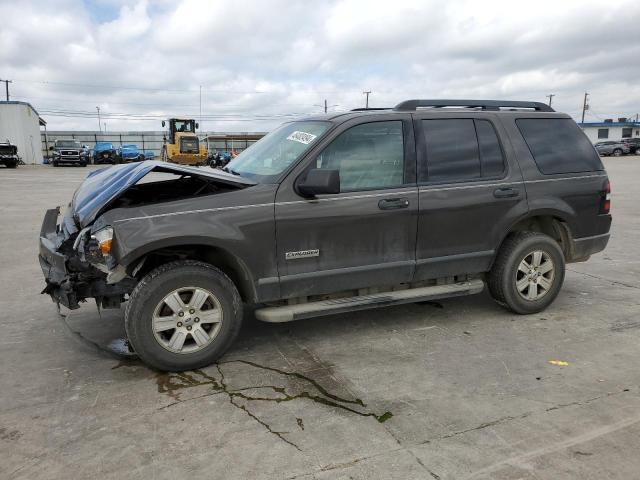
393, 99, 554, 112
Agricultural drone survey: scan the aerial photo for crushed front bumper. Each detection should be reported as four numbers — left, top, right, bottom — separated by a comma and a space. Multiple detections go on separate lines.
39, 208, 136, 309
39, 208, 79, 308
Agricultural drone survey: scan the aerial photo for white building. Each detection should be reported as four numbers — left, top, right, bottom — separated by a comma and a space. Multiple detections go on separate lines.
578, 119, 640, 144
0, 101, 47, 164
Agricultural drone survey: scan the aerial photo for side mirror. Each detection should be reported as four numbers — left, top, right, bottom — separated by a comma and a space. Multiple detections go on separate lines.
195, 122, 199, 129
162, 121, 165, 127
298, 169, 340, 197
48, 146, 53, 151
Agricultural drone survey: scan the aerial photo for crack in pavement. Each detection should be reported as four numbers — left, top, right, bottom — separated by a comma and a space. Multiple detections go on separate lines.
421, 386, 636, 445
154, 360, 393, 451
567, 268, 640, 290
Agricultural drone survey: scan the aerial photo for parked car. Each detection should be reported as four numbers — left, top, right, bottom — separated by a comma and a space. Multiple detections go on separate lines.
39, 99, 612, 371
118, 144, 145, 162
93, 142, 120, 164
50, 140, 90, 167
143, 150, 155, 160
0, 141, 19, 168
622, 138, 640, 154
594, 141, 629, 156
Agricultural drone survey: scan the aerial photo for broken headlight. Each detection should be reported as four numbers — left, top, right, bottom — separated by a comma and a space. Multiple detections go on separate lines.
91, 226, 113, 256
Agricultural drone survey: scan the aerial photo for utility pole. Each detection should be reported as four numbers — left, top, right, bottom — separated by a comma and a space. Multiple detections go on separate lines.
96, 106, 102, 133
104, 122, 107, 133
324, 99, 327, 113
199, 85, 202, 129
0, 79, 12, 101
581, 92, 589, 123
363, 90, 371, 109
546, 94, 555, 107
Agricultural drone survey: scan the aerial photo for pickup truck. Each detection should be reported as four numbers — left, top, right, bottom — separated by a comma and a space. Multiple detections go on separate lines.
51, 140, 90, 167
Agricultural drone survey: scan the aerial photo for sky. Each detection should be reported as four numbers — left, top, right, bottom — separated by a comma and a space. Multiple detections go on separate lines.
1, 0, 639, 132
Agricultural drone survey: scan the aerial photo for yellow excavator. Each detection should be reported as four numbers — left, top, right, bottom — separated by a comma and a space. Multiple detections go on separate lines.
161, 118, 207, 165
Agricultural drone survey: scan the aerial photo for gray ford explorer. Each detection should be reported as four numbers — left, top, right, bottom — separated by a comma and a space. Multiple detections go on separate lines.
39, 99, 612, 371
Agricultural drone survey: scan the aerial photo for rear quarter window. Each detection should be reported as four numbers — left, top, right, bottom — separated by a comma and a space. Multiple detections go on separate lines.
516, 118, 604, 175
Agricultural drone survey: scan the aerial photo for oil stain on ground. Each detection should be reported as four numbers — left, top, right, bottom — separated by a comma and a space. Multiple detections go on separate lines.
153, 360, 393, 451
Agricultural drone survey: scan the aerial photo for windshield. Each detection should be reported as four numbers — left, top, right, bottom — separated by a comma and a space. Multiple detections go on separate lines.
173, 120, 194, 133
96, 143, 113, 149
56, 140, 81, 148
226, 121, 330, 182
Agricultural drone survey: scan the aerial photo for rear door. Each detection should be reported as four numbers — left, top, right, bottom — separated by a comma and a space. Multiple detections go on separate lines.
414, 114, 529, 280
274, 115, 418, 298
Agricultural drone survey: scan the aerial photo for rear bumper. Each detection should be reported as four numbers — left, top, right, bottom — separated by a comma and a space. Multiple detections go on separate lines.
570, 233, 610, 262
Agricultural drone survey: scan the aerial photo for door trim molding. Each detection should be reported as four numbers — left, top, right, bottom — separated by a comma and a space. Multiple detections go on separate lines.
279, 259, 415, 283
416, 250, 495, 266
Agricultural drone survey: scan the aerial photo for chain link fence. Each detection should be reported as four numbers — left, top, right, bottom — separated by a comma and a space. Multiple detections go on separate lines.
41, 131, 266, 160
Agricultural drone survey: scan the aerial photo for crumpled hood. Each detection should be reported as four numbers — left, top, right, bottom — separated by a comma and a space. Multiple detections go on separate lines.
71, 160, 255, 228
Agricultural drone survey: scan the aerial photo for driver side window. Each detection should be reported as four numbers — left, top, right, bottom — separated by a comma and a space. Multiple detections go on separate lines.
316, 121, 404, 192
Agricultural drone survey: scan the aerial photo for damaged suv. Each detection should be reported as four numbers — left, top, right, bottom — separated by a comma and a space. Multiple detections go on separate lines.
0, 141, 19, 168
39, 100, 612, 371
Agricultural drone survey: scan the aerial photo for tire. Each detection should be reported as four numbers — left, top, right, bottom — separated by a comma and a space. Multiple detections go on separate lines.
139, 155, 145, 162
613, 149, 622, 157
80, 161, 87, 167
52, 161, 59, 167
125, 260, 243, 371
6, 161, 17, 169
488, 232, 565, 314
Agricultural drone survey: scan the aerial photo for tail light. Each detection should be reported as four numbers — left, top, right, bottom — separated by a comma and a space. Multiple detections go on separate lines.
600, 179, 611, 214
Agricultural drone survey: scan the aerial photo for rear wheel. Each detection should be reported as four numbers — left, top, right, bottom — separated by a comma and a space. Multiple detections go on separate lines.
613, 148, 623, 157
488, 232, 565, 314
125, 260, 243, 371
52, 161, 59, 167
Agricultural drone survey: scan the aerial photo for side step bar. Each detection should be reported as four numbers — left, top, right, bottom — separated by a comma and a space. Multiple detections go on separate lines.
255, 279, 484, 323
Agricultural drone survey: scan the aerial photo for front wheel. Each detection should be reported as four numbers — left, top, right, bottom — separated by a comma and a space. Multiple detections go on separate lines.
125, 260, 243, 371
613, 149, 623, 157
488, 232, 565, 314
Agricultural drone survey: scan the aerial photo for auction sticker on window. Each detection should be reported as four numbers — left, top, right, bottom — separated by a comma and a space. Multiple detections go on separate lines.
286, 131, 317, 145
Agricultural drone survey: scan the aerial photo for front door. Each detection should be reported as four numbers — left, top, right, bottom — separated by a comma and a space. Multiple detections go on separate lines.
275, 116, 418, 299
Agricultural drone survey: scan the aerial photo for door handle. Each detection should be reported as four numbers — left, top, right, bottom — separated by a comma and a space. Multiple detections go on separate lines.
378, 198, 410, 210
493, 187, 519, 199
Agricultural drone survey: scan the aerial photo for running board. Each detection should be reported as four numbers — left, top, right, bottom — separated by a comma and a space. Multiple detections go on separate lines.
254, 279, 484, 323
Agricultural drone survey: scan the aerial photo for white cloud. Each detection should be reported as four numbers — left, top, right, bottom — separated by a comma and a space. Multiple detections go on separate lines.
1, 0, 638, 131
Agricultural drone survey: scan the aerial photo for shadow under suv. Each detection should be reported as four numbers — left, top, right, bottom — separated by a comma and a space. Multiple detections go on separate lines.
39, 99, 612, 371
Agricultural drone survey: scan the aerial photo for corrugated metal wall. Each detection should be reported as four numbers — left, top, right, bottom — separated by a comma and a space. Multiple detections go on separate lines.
0, 103, 43, 164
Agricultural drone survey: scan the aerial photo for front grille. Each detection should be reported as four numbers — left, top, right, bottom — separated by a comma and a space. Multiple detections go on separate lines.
61, 150, 79, 156
180, 137, 199, 154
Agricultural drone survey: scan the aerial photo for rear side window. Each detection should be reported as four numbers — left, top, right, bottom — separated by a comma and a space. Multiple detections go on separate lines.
420, 119, 505, 183
516, 118, 603, 174
475, 120, 505, 178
